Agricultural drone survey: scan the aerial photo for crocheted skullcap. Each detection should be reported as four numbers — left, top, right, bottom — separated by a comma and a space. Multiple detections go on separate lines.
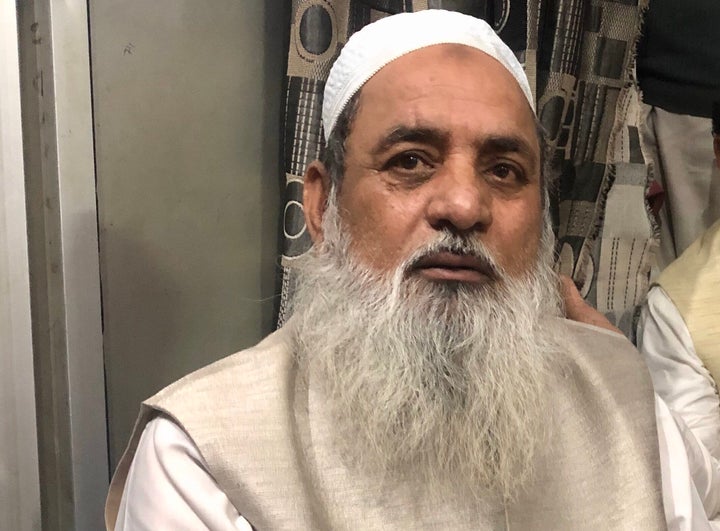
322, 9, 534, 141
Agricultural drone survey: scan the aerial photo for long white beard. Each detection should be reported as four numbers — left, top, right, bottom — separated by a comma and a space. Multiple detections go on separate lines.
292, 195, 565, 501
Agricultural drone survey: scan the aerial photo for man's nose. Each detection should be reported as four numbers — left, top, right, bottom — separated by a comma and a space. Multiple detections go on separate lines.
425, 159, 492, 233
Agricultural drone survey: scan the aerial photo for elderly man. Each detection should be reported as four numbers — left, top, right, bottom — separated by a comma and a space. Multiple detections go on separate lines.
106, 10, 718, 530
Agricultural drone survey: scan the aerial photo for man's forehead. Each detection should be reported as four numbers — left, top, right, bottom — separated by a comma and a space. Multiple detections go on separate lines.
352, 49, 539, 153
361, 44, 528, 102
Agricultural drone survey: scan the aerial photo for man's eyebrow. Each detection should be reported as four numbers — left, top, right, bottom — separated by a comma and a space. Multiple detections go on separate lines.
475, 135, 537, 161
371, 126, 450, 155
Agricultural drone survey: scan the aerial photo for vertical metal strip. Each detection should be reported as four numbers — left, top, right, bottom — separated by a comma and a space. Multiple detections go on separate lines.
17, 0, 109, 528
0, 1, 42, 529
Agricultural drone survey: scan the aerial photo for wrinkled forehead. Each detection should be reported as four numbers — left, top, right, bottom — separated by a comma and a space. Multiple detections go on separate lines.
322, 10, 534, 141
359, 44, 536, 121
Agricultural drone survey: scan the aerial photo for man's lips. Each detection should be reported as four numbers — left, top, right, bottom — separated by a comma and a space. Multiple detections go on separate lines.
410, 251, 497, 283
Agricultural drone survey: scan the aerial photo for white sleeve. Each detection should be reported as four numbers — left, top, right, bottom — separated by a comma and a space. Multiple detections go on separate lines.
638, 286, 720, 459
115, 416, 254, 531
657, 394, 720, 529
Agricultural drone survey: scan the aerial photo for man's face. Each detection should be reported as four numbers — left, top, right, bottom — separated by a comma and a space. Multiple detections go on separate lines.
296, 45, 557, 495
327, 44, 543, 281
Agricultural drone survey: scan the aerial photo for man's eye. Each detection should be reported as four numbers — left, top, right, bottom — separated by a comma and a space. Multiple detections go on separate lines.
393, 153, 424, 171
488, 162, 525, 184
491, 163, 513, 179
383, 152, 434, 188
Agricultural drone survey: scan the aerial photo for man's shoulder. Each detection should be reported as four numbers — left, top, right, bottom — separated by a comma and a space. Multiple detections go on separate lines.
555, 317, 653, 393
560, 316, 635, 349
558, 316, 642, 362
107, 323, 304, 529
145, 322, 298, 414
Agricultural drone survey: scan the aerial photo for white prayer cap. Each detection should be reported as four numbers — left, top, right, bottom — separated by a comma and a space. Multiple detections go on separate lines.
322, 9, 534, 141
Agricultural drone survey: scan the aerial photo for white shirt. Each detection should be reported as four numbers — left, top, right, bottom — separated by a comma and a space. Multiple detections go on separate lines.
638, 286, 720, 459
115, 400, 720, 530
115, 416, 253, 531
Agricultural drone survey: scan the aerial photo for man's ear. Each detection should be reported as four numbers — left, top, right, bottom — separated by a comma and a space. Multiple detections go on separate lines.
303, 160, 331, 244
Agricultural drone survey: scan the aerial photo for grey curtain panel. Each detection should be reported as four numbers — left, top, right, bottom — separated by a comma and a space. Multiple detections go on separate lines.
278, 0, 653, 337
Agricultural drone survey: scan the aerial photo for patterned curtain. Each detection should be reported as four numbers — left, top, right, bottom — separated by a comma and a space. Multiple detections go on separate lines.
277, 0, 653, 338
537, 0, 653, 337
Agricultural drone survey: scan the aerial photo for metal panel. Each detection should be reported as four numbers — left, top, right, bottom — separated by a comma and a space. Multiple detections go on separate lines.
89, 0, 286, 469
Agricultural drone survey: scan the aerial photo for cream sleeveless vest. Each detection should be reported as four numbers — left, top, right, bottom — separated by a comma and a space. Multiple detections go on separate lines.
656, 219, 720, 388
107, 318, 665, 530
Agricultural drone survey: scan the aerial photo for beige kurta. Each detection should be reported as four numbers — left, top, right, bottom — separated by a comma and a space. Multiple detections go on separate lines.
107, 318, 666, 530
656, 219, 720, 389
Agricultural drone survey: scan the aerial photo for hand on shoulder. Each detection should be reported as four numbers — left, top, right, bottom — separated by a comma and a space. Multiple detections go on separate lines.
560, 275, 623, 335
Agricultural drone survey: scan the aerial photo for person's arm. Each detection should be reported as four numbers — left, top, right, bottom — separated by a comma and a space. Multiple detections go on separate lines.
638, 286, 720, 459
657, 394, 720, 529
114, 415, 253, 531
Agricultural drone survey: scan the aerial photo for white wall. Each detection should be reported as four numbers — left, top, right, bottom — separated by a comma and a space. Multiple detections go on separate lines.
0, 1, 41, 529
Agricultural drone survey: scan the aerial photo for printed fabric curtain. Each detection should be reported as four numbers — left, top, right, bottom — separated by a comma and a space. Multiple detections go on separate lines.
277, 0, 653, 338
